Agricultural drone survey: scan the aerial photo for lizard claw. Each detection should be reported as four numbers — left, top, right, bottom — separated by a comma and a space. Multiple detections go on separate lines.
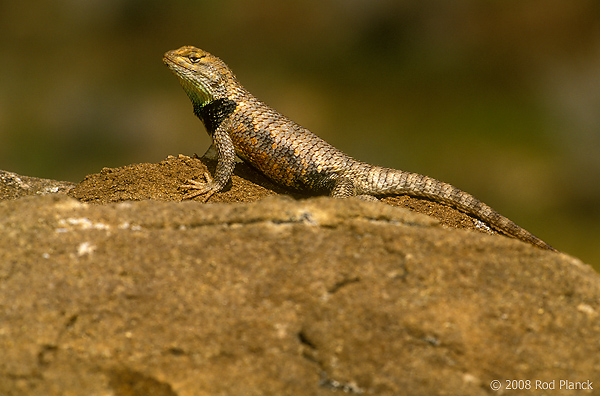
181, 172, 220, 202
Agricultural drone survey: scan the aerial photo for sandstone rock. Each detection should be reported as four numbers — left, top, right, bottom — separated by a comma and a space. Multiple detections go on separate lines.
0, 170, 75, 200
0, 161, 598, 395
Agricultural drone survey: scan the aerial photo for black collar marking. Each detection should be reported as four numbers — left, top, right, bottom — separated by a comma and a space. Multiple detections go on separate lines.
194, 98, 237, 135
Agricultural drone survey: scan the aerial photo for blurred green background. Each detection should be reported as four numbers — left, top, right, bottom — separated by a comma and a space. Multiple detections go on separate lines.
1, 1, 599, 268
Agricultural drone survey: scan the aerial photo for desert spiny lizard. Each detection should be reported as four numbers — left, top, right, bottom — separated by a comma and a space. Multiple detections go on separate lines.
163, 45, 555, 251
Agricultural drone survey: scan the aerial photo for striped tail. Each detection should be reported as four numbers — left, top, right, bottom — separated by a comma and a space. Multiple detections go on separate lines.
362, 166, 556, 251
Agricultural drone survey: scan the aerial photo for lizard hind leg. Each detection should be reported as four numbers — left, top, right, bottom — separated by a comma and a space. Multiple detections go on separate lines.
330, 177, 356, 198
330, 176, 378, 201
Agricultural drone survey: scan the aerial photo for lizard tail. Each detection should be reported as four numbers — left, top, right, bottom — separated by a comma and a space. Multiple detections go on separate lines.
362, 166, 556, 251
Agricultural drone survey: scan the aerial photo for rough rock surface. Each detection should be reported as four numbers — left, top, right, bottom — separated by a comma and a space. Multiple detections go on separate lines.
1, 170, 75, 200
1, 157, 599, 396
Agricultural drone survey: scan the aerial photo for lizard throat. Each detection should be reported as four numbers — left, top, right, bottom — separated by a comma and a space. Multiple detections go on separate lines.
194, 98, 237, 135
180, 79, 212, 107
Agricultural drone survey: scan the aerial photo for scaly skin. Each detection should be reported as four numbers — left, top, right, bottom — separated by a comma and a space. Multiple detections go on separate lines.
163, 45, 556, 251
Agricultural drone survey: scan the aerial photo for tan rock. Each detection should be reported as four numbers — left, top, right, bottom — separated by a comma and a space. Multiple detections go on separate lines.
1, 161, 597, 395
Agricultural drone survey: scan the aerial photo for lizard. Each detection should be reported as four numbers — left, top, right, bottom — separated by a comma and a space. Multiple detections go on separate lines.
163, 45, 556, 251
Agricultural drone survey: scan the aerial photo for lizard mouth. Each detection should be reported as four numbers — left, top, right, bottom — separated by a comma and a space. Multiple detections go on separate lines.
163, 55, 212, 106
163, 53, 187, 70
162, 51, 198, 74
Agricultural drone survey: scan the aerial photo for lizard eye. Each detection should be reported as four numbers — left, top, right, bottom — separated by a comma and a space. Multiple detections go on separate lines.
188, 55, 204, 64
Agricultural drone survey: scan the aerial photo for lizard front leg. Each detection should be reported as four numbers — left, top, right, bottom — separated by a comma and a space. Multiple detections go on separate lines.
182, 119, 237, 201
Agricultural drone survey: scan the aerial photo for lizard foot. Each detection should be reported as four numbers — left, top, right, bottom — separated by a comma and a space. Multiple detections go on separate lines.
181, 172, 220, 202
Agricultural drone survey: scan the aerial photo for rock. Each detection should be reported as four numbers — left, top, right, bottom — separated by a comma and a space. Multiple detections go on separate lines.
65, 155, 496, 234
67, 155, 288, 204
0, 170, 75, 200
0, 161, 598, 395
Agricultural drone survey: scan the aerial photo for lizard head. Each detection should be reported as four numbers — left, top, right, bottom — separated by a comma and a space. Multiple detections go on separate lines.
163, 46, 239, 106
